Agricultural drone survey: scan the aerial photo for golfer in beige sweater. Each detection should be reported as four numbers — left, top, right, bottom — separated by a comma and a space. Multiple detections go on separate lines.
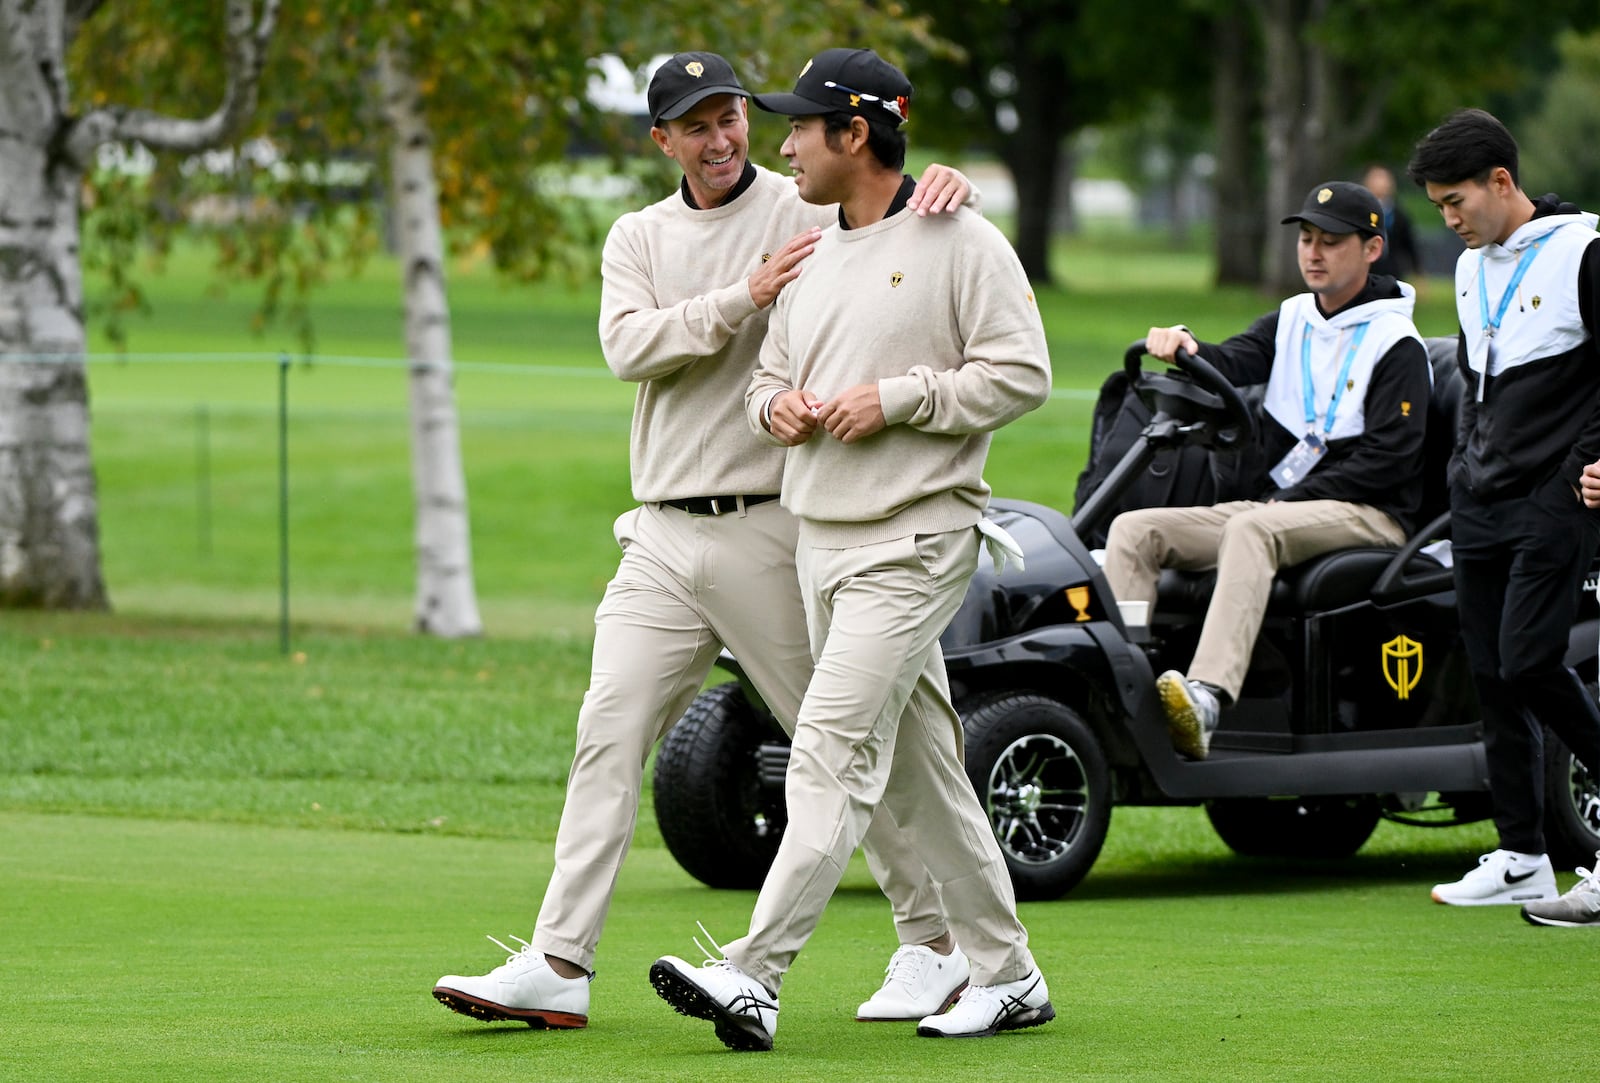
649, 49, 1055, 1051
432, 51, 979, 1034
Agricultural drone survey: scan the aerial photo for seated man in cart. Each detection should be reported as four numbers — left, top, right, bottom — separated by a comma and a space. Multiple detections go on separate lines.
1103, 180, 1432, 760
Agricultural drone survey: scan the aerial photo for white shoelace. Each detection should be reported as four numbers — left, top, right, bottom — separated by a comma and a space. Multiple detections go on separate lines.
691, 920, 728, 967
485, 932, 537, 966
1572, 863, 1600, 897
882, 945, 925, 988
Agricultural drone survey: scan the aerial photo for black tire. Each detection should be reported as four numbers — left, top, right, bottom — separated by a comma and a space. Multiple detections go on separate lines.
1205, 796, 1381, 859
652, 683, 785, 890
1543, 717, 1600, 870
960, 691, 1112, 901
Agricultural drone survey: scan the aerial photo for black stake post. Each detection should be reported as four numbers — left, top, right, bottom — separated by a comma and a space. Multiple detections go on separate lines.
278, 353, 290, 656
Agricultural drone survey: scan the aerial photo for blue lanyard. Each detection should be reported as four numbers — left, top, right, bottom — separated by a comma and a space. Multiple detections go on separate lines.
1301, 321, 1370, 434
1478, 229, 1555, 340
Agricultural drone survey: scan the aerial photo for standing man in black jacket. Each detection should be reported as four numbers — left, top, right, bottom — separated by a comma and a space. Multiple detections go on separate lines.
1408, 108, 1600, 913
1103, 181, 1431, 762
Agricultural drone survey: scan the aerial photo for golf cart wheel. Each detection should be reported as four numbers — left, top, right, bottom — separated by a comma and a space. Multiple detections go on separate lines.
1204, 796, 1381, 859
652, 683, 785, 890
961, 691, 1111, 901
1543, 715, 1600, 869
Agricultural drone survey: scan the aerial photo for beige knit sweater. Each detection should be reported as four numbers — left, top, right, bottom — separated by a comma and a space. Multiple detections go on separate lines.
746, 205, 1052, 547
598, 165, 832, 502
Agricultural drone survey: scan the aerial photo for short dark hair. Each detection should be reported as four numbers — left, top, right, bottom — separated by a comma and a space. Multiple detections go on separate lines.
820, 111, 906, 171
1406, 108, 1520, 188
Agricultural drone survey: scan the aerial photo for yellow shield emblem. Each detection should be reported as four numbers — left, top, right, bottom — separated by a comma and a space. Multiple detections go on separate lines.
1382, 634, 1423, 700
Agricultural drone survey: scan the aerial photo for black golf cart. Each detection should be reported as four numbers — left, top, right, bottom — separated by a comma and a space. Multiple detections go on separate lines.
651, 340, 1600, 899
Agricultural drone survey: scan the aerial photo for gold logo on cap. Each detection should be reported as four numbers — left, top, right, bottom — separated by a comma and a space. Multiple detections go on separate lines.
685, 61, 704, 77
1317, 188, 1333, 204
1065, 585, 1092, 622
799, 58, 813, 78
1382, 634, 1423, 700
1532, 296, 1542, 309
850, 94, 861, 107
1370, 212, 1379, 228
890, 271, 903, 287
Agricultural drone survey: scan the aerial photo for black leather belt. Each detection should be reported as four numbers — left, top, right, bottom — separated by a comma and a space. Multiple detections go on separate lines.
660, 493, 780, 516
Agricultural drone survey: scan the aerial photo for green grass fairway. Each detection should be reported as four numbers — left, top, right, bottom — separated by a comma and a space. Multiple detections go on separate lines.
2, 227, 1537, 1082
4, 809, 1587, 1083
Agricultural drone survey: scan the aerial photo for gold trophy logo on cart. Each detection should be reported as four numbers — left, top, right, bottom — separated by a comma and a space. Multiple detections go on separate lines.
1065, 585, 1092, 623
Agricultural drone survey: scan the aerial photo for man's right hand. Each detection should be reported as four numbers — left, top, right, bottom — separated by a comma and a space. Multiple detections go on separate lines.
749, 227, 823, 309
1144, 324, 1200, 363
1580, 460, 1600, 508
767, 389, 823, 446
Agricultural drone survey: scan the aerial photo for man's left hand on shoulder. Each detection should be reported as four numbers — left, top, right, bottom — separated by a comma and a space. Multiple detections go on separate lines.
817, 384, 886, 444
906, 165, 969, 217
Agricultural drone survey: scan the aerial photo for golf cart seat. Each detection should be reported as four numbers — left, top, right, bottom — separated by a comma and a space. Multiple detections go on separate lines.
1152, 336, 1464, 621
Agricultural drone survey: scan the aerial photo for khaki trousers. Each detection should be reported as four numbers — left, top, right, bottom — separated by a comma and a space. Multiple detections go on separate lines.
1103, 499, 1405, 700
723, 528, 1035, 995
532, 501, 946, 971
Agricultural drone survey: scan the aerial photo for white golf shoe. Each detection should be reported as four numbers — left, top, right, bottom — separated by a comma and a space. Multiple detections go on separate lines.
856, 944, 970, 1021
917, 969, 1054, 1038
432, 934, 590, 1028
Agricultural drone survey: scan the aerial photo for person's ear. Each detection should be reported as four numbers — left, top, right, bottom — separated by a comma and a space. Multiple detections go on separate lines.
649, 124, 674, 159
848, 116, 870, 155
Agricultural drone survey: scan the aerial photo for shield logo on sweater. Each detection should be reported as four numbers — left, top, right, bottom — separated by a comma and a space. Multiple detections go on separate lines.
890, 271, 904, 287
1532, 296, 1542, 309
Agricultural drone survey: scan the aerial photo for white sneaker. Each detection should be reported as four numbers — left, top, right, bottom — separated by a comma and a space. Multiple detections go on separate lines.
916, 969, 1054, 1038
650, 953, 779, 1052
1430, 850, 1559, 906
432, 934, 590, 1028
856, 945, 970, 1021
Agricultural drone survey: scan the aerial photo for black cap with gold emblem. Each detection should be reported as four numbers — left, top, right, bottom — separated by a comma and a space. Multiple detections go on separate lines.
1281, 180, 1386, 239
753, 48, 912, 128
647, 52, 746, 126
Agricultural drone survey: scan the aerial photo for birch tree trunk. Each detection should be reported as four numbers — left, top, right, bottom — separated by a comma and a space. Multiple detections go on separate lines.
0, 0, 275, 608
376, 41, 483, 638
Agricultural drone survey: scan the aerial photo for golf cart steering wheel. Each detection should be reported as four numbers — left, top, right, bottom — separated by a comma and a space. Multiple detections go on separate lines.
1124, 339, 1257, 448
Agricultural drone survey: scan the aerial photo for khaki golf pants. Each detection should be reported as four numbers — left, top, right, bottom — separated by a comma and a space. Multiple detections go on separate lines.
723, 527, 1035, 995
1103, 499, 1405, 700
531, 500, 948, 971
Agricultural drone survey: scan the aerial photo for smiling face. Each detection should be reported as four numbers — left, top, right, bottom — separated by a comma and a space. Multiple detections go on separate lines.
1297, 225, 1381, 311
650, 94, 749, 208
779, 115, 849, 206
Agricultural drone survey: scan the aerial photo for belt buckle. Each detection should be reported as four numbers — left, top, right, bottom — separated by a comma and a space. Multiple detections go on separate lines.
709, 497, 729, 515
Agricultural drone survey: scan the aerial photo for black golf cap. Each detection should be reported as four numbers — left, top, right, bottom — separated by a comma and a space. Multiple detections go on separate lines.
648, 52, 746, 126
1282, 181, 1385, 238
753, 48, 911, 127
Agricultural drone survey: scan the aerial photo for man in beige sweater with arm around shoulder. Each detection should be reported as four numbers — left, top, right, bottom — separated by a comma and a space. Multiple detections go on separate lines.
648, 48, 1055, 1053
